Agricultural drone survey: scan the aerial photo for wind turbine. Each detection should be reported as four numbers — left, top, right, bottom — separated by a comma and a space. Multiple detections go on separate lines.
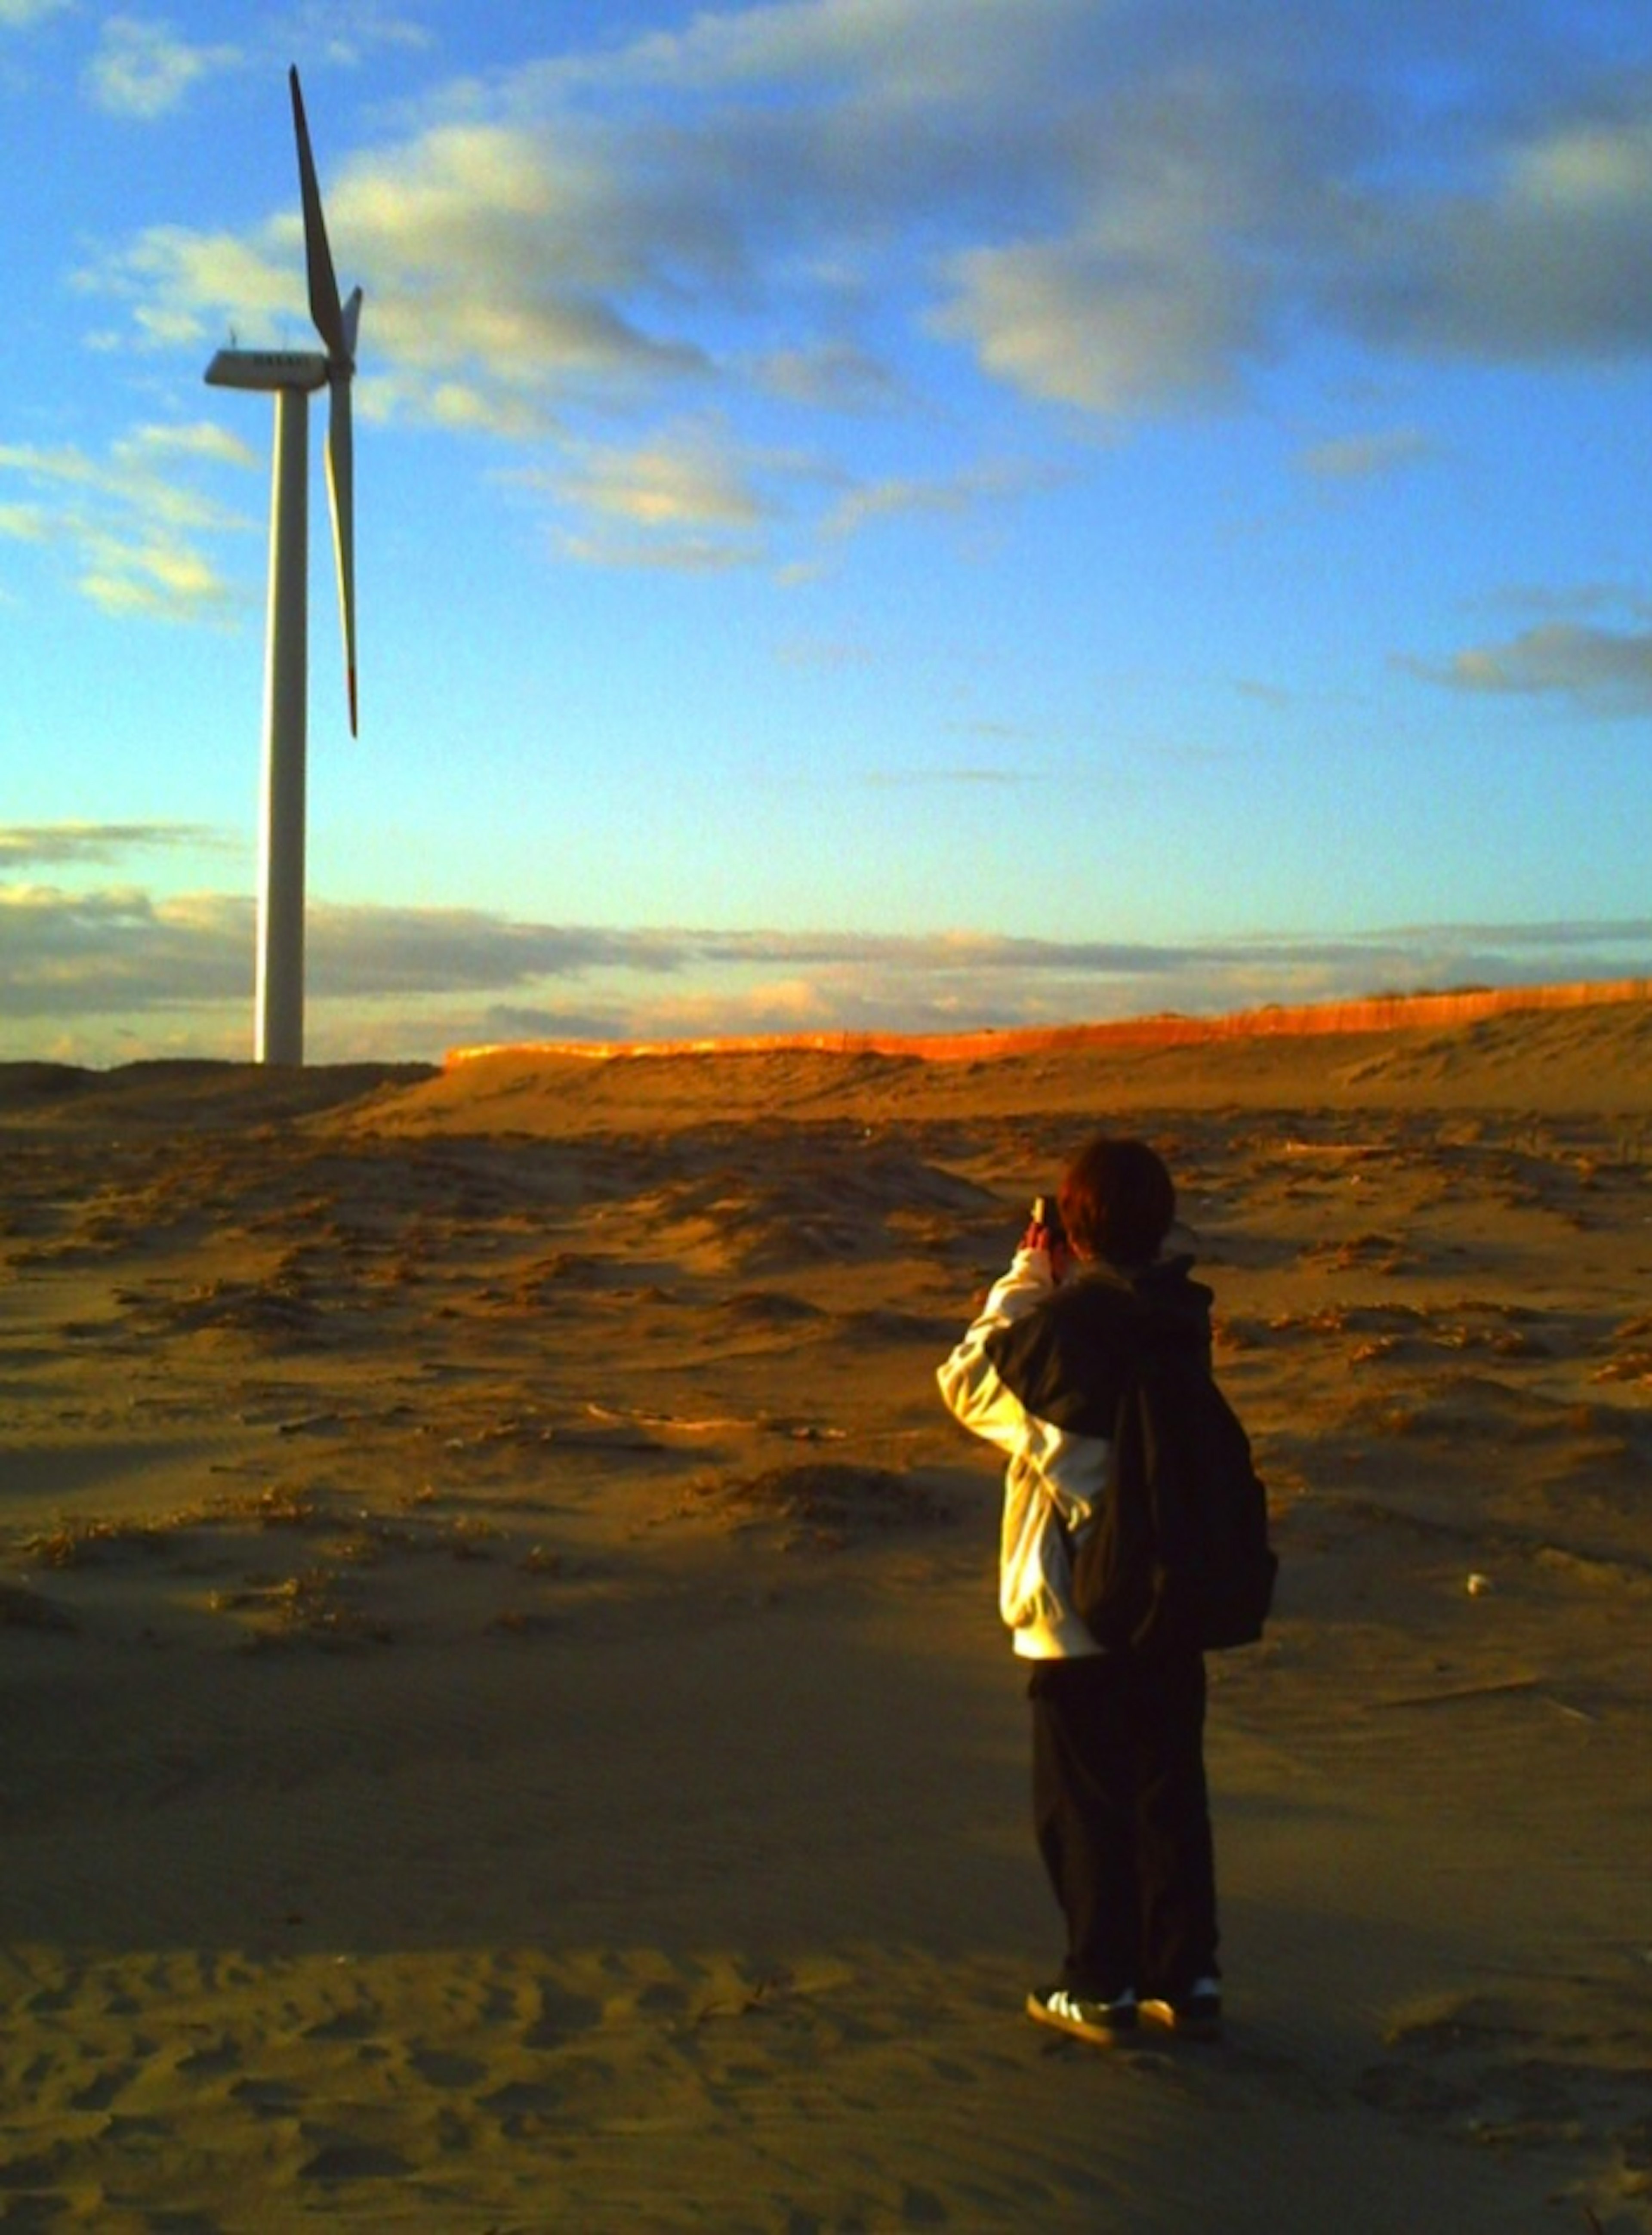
205, 65, 360, 1066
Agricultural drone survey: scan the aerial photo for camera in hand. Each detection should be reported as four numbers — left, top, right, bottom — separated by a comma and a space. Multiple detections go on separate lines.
1030, 1194, 1065, 1244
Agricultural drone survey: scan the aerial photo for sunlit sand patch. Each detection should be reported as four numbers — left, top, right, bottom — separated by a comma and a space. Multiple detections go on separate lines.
1593, 1312, 1652, 1387
213, 1565, 396, 1652
19, 1512, 179, 1568
1298, 1230, 1416, 1274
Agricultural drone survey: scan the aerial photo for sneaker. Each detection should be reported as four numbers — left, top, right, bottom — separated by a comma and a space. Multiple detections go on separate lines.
1026, 1982, 1138, 2045
1139, 1978, 1222, 2041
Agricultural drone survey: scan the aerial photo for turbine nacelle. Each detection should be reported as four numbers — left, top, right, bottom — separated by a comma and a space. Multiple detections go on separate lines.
205, 347, 330, 394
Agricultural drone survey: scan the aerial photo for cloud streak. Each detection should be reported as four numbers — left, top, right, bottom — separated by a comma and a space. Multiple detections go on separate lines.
0, 822, 233, 867
4, 863, 1648, 1065
1402, 607, 1652, 715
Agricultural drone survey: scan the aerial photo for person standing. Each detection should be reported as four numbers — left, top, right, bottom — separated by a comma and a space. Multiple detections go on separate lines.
937, 1134, 1224, 2046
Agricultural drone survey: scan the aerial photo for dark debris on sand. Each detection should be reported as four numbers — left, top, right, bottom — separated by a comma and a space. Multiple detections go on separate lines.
679, 1462, 954, 1544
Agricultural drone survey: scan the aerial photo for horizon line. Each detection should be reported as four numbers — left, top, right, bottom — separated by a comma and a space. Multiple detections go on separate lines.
444, 974, 1652, 1071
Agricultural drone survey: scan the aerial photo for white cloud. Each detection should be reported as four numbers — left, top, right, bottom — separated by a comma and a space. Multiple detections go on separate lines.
80, 0, 1652, 533
557, 425, 772, 532
0, 0, 70, 25
933, 156, 1278, 416
396, 378, 548, 440
128, 419, 259, 469
519, 417, 823, 569
93, 224, 299, 345
0, 435, 251, 621
80, 539, 229, 618
85, 15, 243, 120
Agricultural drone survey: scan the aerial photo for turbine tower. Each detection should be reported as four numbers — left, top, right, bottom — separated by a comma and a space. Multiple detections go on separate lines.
205, 65, 360, 1066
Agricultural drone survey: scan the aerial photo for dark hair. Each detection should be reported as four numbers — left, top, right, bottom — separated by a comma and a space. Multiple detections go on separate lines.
1057, 1136, 1176, 1267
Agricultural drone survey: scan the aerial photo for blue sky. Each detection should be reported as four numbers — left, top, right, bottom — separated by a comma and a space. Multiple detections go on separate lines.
3, 0, 1649, 1064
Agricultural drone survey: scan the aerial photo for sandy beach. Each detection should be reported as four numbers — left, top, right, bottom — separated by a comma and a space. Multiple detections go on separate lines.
3, 993, 1650, 2231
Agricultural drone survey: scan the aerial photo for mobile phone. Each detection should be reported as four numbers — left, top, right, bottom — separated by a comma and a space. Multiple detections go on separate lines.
1030, 1194, 1063, 1239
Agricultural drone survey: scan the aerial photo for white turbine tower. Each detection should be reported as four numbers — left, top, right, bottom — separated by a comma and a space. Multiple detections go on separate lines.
206, 65, 360, 1066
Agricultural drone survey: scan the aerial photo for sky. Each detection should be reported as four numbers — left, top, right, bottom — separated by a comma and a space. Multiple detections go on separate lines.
3, 0, 1650, 1066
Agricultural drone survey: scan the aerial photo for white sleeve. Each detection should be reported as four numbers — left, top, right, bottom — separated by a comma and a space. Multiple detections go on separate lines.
935, 1249, 1053, 1454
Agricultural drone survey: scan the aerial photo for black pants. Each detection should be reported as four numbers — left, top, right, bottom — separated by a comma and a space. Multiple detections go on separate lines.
1028, 1648, 1218, 2002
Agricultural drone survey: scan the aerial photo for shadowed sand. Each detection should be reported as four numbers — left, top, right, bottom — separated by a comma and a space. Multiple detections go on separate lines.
3, 994, 1650, 2231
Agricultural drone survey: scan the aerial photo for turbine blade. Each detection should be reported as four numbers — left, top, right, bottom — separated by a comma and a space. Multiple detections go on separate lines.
290, 65, 348, 362
325, 368, 358, 735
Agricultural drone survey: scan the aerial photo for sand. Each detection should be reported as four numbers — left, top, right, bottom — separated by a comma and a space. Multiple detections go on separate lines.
2, 997, 1649, 2232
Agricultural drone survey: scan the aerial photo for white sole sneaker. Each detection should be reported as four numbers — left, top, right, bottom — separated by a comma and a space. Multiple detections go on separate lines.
1026, 1985, 1138, 2045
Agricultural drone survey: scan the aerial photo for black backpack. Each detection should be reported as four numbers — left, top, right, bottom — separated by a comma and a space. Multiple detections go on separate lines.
1067, 1344, 1276, 1654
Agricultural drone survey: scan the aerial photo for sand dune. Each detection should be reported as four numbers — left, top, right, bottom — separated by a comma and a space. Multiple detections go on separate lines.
3, 992, 1649, 2229
422, 984, 1652, 1130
